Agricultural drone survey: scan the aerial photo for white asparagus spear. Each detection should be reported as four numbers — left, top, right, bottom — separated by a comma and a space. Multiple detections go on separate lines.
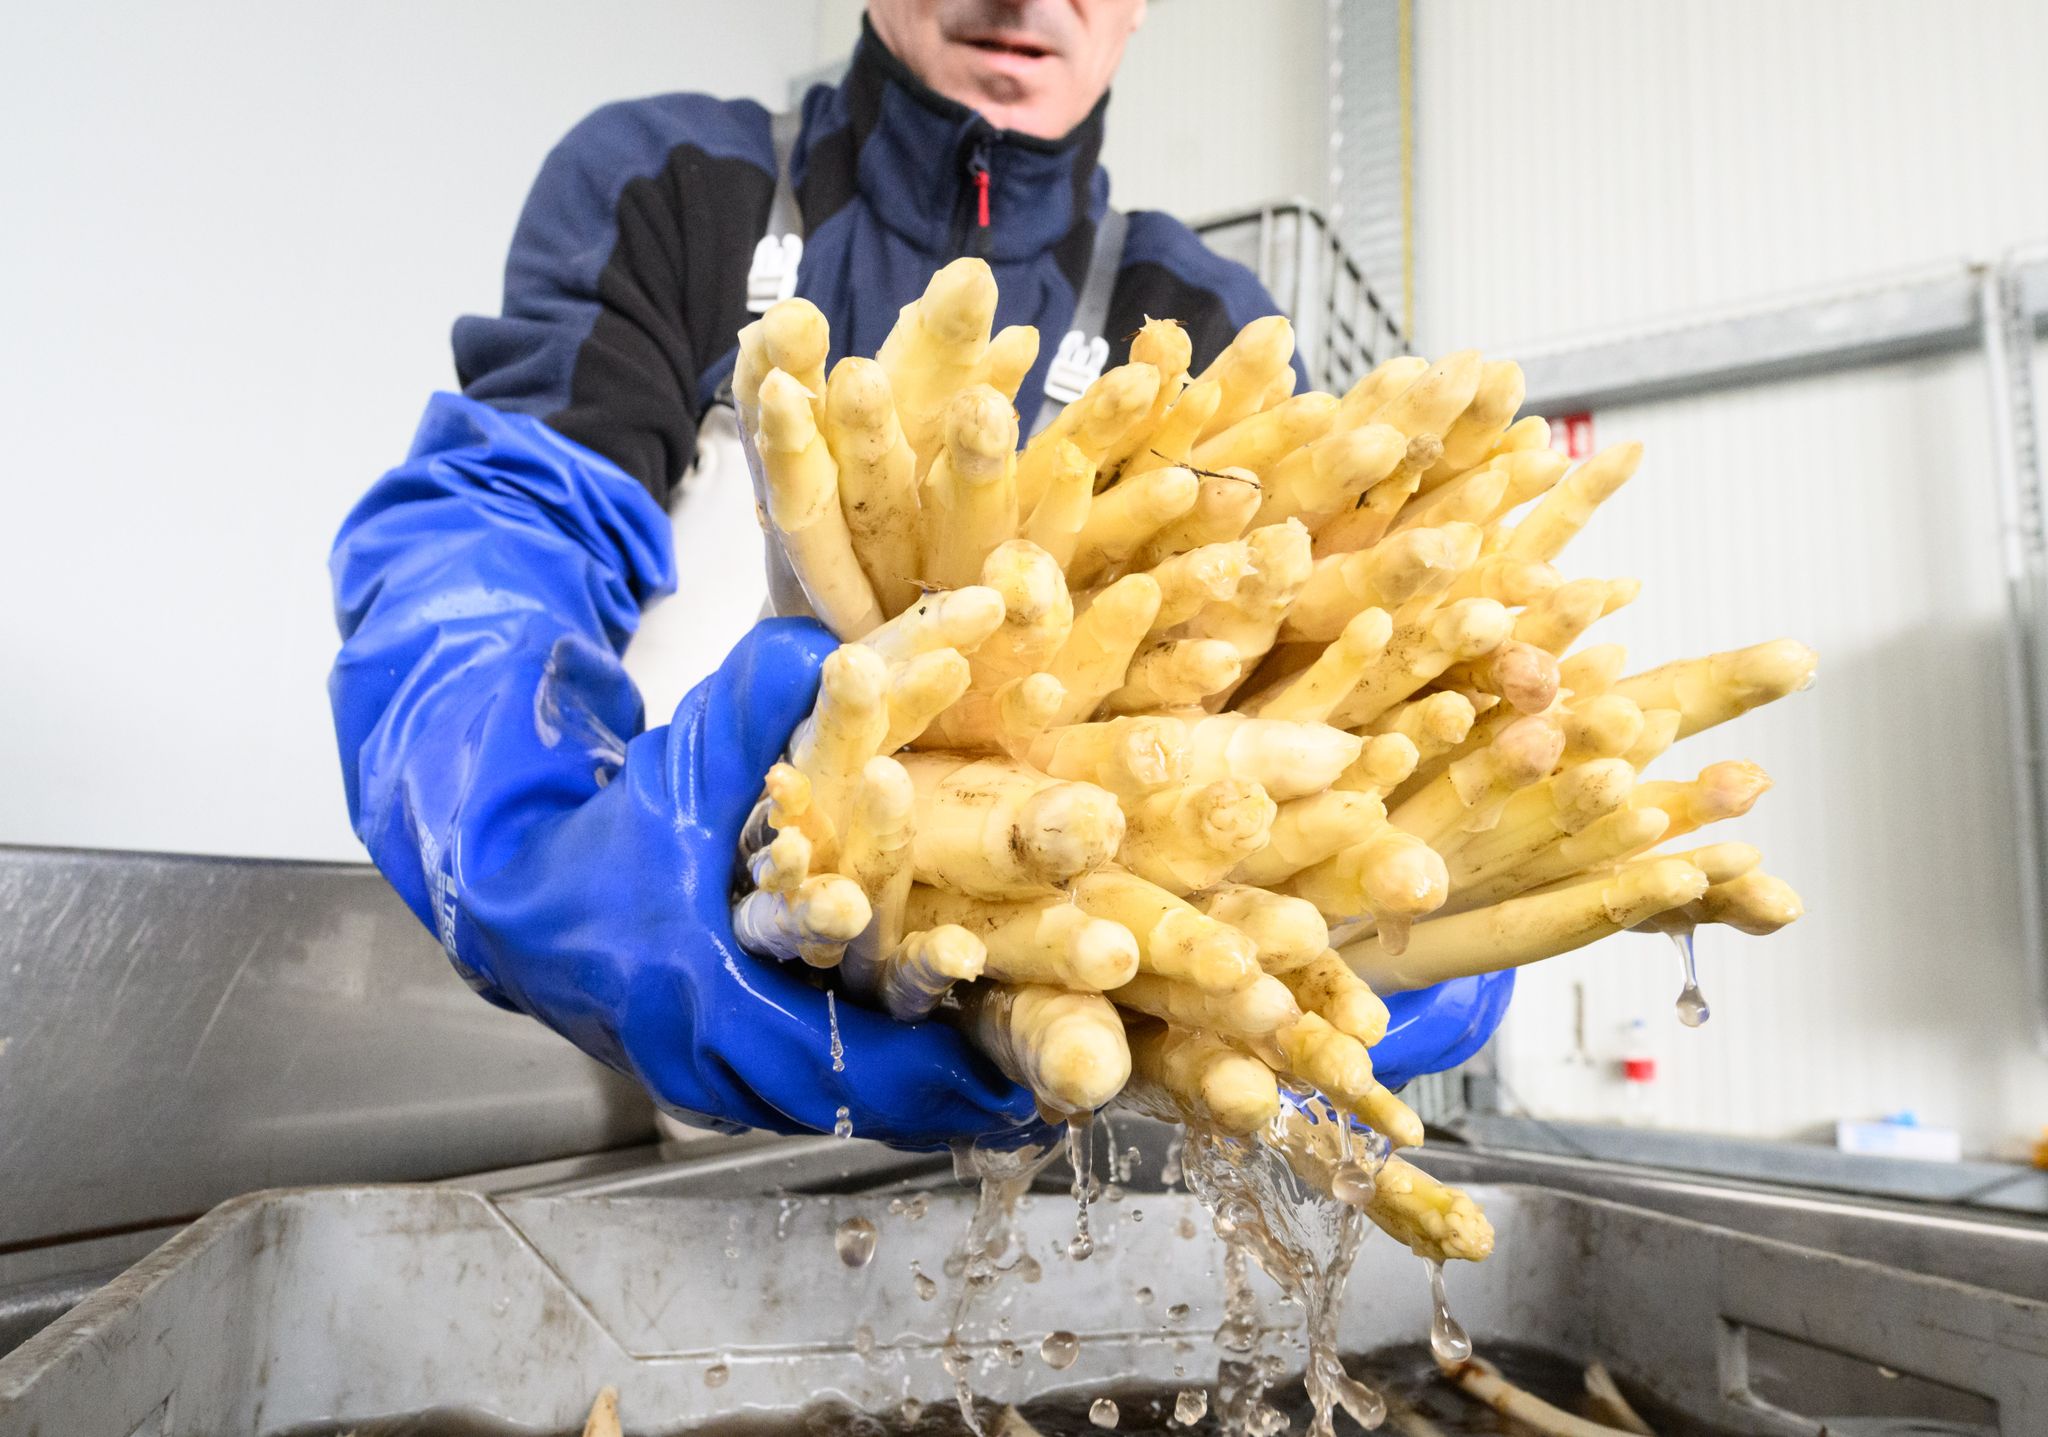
1341, 857, 1709, 993
904, 886, 1141, 990
1071, 867, 1262, 993
756, 368, 887, 637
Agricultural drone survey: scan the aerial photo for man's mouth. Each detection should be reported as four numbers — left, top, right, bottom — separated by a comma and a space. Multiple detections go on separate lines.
956, 31, 1056, 61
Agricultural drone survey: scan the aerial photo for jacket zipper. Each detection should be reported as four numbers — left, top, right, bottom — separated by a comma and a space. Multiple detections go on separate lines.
962, 135, 992, 258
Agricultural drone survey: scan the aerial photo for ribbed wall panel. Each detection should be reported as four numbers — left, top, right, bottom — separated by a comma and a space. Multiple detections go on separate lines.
1334, 0, 1408, 336
1411, 1, 2048, 350
1098, 0, 1331, 221
1491, 354, 2048, 1157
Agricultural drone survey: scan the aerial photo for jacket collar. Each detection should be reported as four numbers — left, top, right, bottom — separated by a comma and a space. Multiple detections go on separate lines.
794, 17, 1110, 265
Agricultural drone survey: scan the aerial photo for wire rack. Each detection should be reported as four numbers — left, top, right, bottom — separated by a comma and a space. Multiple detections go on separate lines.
1197, 200, 1483, 1125
1193, 198, 1409, 393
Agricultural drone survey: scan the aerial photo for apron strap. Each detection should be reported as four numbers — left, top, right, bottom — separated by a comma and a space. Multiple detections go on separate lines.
1031, 206, 1128, 437
746, 109, 808, 315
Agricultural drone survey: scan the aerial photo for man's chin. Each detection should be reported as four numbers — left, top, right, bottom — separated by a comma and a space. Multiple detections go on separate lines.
954, 80, 1073, 139
987, 105, 1072, 139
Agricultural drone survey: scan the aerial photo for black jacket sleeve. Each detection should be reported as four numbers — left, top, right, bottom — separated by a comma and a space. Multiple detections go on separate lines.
451, 94, 776, 504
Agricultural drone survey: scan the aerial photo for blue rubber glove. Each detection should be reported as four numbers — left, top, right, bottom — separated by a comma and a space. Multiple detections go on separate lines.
329, 393, 1038, 1146
1371, 970, 1515, 1091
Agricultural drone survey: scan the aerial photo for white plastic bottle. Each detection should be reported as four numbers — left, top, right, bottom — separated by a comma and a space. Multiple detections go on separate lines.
1618, 1017, 1657, 1126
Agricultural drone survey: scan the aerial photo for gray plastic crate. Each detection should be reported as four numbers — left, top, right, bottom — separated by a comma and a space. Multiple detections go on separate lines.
2, 1182, 2042, 1436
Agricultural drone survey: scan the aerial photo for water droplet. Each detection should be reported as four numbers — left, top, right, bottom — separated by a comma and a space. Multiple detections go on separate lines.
1341, 1125, 1392, 1179
1018, 1255, 1044, 1284
1039, 1330, 1081, 1370
898, 1399, 924, 1425
1177, 1216, 1198, 1240
704, 1361, 730, 1388
1089, 1398, 1119, 1429
1246, 1402, 1288, 1437
774, 1196, 803, 1240
1426, 1258, 1472, 1364
940, 1339, 969, 1376
1134, 1285, 1155, 1306
1671, 929, 1711, 1026
1214, 1317, 1257, 1354
998, 1339, 1023, 1367
1167, 1302, 1191, 1323
1174, 1389, 1209, 1425
1331, 1373, 1384, 1430
1676, 985, 1710, 1026
911, 1261, 938, 1301
827, 991, 846, 1072
888, 1196, 906, 1215
832, 1105, 853, 1139
1068, 1232, 1095, 1259
1329, 1160, 1375, 1207
1104, 1183, 1126, 1203
835, 1215, 878, 1268
906, 1193, 930, 1220
1131, 1208, 1144, 1222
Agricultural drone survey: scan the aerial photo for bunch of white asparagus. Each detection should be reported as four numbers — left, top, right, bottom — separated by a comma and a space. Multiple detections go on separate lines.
727, 259, 1813, 1266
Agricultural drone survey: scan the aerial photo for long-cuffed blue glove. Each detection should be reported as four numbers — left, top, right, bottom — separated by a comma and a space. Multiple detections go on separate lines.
328, 393, 1038, 1145
1373, 971, 1514, 1091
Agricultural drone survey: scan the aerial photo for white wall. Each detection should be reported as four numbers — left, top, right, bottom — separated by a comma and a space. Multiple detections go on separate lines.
1489, 356, 2046, 1158
0, 2, 844, 861
1096, 0, 1330, 222
1412, 0, 2048, 350
1409, 1, 2048, 1156
1, 1, 1325, 864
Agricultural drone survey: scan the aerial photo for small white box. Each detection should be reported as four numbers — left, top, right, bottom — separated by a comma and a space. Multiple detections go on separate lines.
1835, 1118, 1962, 1163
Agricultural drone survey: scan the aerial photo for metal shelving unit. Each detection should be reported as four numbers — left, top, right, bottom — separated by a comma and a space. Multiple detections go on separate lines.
1511, 251, 2048, 1051
1194, 199, 1409, 393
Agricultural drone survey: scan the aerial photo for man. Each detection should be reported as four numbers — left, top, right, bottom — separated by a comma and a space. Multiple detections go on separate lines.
328, 1, 1512, 1148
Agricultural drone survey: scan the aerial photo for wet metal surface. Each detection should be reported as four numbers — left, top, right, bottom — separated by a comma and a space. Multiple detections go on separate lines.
0, 846, 651, 1251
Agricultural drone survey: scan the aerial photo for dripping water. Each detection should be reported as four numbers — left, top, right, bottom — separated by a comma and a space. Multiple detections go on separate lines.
833, 1106, 854, 1139
1160, 1133, 1186, 1188
940, 1137, 1064, 1434
941, 1339, 979, 1437
1671, 928, 1711, 1027
1087, 1398, 1119, 1429
834, 1216, 878, 1269
1039, 1331, 1080, 1370
1328, 1161, 1375, 1207
827, 990, 846, 1071
1066, 1120, 1096, 1260
1182, 1114, 1387, 1437
774, 1196, 803, 1240
1424, 1258, 1471, 1364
